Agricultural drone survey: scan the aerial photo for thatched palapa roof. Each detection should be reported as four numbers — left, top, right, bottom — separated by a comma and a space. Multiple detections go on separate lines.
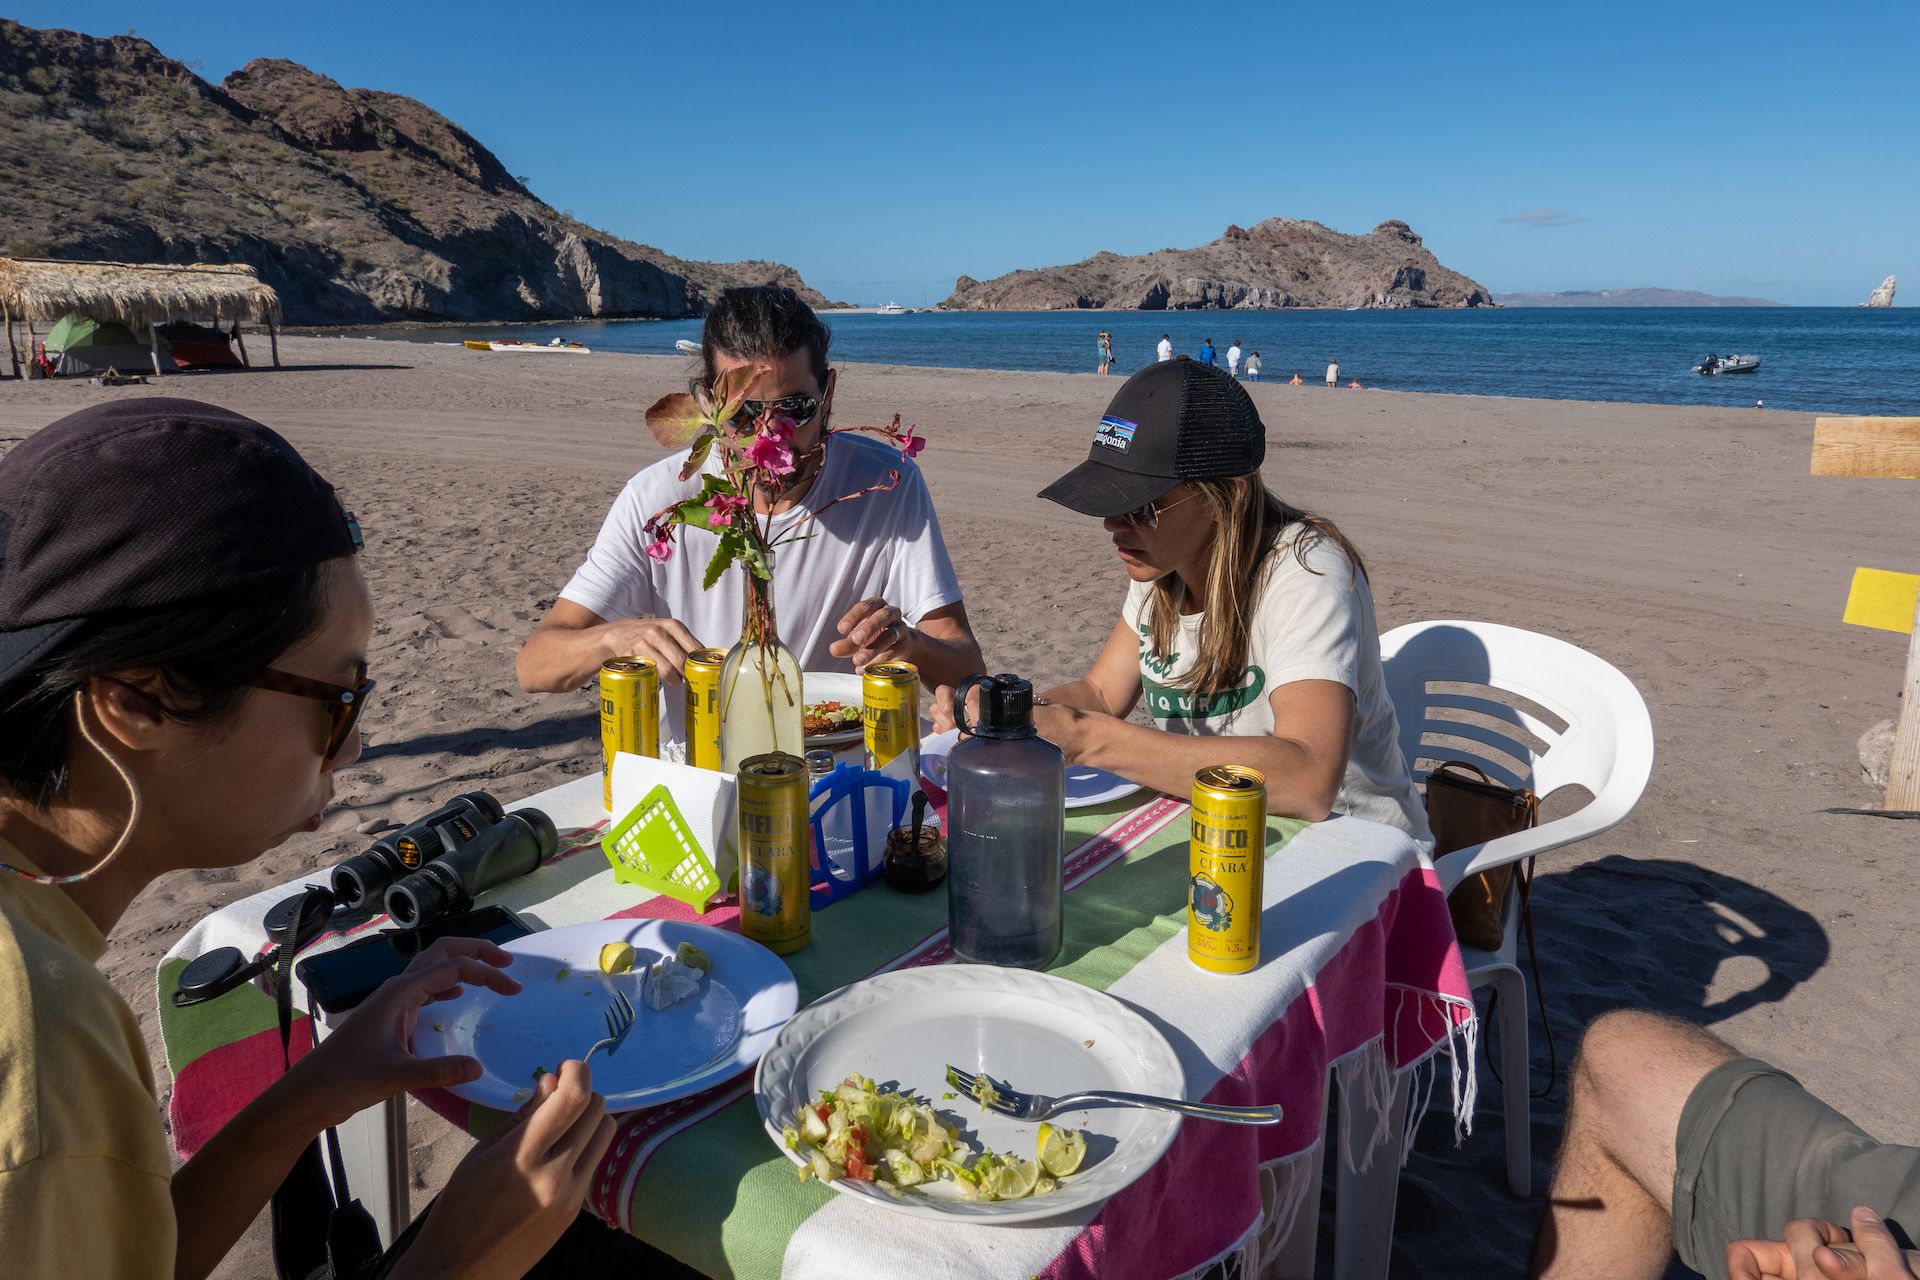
0, 257, 281, 328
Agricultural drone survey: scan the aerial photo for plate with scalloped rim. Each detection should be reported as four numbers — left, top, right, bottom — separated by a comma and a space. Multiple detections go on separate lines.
754, 964, 1183, 1222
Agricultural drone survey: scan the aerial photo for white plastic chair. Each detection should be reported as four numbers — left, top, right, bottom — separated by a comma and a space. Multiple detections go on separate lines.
1379, 620, 1655, 1196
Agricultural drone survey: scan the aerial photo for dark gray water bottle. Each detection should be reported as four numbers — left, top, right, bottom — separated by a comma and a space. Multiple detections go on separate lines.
946, 673, 1066, 968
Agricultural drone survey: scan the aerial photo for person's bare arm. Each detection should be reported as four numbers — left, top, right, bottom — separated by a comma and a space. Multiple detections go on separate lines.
515, 598, 703, 692
1040, 680, 1354, 819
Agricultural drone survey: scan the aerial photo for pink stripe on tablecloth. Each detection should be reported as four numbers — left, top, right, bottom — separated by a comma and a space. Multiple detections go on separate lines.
169, 1018, 317, 1158
1036, 864, 1472, 1280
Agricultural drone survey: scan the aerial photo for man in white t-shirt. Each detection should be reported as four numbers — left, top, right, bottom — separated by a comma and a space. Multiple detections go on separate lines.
1156, 334, 1173, 362
1226, 341, 1241, 378
517, 287, 984, 739
1325, 359, 1340, 387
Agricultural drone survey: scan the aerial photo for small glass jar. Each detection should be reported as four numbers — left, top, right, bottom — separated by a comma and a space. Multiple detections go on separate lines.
883, 824, 947, 893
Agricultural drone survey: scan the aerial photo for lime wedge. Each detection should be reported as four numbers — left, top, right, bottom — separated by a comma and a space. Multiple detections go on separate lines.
1036, 1123, 1087, 1177
598, 942, 636, 975
980, 1157, 1039, 1201
674, 941, 712, 975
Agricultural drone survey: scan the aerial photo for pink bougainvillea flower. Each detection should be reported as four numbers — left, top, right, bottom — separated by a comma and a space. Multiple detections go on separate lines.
646, 534, 675, 563
705, 491, 749, 527
745, 429, 795, 477
897, 424, 925, 460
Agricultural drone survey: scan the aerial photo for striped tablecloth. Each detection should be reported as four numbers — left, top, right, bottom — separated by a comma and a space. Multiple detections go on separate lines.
159, 774, 1474, 1279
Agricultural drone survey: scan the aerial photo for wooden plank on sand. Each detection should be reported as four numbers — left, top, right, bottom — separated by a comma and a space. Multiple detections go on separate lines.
1811, 416, 1920, 479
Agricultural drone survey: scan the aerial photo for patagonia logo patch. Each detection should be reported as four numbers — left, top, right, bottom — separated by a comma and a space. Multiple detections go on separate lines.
1094, 415, 1138, 452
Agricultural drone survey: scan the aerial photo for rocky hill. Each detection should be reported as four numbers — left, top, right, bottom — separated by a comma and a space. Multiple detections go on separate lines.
0, 21, 826, 324
943, 219, 1491, 311
1496, 288, 1781, 307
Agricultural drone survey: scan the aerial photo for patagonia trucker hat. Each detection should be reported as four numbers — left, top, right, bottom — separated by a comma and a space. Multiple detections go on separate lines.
0, 398, 361, 692
1038, 356, 1266, 517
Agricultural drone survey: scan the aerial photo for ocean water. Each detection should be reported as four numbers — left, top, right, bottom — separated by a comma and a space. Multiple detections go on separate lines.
343, 307, 1920, 416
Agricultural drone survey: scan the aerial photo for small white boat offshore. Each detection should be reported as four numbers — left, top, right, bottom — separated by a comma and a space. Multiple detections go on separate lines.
876, 301, 908, 315
1692, 353, 1759, 375
674, 339, 702, 355
463, 338, 592, 354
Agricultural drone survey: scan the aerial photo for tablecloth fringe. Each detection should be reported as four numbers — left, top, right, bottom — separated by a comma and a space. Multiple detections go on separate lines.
1336, 987, 1480, 1177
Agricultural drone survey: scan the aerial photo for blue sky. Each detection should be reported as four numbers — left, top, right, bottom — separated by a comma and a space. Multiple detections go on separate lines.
11, 1, 1915, 305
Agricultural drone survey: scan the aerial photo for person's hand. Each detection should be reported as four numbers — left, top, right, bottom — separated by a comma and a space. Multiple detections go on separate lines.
929, 682, 978, 735
1727, 1210, 1920, 1279
600, 617, 702, 683
289, 937, 521, 1128
395, 1061, 617, 1280
828, 597, 912, 669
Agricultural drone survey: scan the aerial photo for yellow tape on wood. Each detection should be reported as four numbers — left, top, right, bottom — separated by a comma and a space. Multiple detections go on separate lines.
1844, 568, 1920, 634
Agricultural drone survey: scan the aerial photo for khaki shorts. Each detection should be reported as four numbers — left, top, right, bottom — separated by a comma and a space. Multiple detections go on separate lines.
1673, 1057, 1920, 1279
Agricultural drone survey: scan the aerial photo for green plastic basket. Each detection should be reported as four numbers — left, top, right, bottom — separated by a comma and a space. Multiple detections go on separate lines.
601, 784, 722, 912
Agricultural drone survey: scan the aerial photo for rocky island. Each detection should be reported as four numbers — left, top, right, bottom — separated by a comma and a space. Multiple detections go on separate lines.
0, 20, 826, 324
942, 218, 1491, 311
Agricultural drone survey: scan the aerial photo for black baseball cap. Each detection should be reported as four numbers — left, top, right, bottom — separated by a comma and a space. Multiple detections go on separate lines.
1039, 357, 1266, 517
0, 398, 362, 692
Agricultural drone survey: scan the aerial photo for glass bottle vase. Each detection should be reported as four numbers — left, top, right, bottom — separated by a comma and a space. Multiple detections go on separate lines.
719, 566, 805, 771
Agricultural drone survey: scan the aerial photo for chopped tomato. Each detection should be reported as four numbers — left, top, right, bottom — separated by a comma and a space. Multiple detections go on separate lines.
844, 1150, 875, 1181
848, 1124, 869, 1155
814, 1104, 832, 1125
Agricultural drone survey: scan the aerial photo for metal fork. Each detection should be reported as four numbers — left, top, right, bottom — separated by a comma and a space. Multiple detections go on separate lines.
946, 1064, 1283, 1126
582, 972, 643, 1066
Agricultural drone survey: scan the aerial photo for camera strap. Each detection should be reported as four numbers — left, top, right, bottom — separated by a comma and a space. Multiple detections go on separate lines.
267, 886, 383, 1280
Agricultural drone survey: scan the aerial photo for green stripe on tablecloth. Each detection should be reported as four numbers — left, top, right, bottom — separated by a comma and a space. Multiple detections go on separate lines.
634, 809, 1309, 1273
158, 956, 283, 1071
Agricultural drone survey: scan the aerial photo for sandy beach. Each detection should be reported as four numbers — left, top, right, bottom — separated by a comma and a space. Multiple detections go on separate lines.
3, 336, 1913, 1278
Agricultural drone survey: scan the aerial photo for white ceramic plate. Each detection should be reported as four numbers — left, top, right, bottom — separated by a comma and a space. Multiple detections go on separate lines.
412, 919, 797, 1113
918, 727, 1144, 809
754, 965, 1183, 1223
802, 671, 866, 748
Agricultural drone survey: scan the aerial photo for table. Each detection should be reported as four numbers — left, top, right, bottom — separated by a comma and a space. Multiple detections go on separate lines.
158, 775, 1474, 1280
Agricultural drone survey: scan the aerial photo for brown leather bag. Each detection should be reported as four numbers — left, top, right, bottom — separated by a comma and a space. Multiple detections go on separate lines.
1424, 760, 1539, 951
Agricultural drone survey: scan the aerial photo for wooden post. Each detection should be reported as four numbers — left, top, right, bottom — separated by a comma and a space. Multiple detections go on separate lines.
4, 307, 17, 379
24, 316, 36, 379
149, 325, 164, 377
232, 321, 251, 368
269, 320, 281, 368
1813, 416, 1920, 809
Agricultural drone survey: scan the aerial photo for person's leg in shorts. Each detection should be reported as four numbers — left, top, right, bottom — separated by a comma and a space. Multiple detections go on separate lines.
1531, 1010, 1739, 1279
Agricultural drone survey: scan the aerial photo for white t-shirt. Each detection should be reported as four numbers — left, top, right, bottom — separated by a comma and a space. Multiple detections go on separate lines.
1226, 345, 1241, 372
1326, 362, 1340, 384
561, 433, 963, 741
1156, 338, 1173, 362
1119, 530, 1429, 841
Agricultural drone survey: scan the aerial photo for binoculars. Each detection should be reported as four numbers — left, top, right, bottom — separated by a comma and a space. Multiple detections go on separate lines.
331, 791, 505, 910
384, 807, 558, 927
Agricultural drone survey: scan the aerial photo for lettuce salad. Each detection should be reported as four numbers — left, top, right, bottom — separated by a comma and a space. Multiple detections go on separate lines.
782, 1073, 1079, 1202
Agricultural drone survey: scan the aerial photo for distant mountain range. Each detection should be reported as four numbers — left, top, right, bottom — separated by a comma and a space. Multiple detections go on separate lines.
943, 219, 1492, 311
0, 21, 828, 324
1494, 288, 1783, 308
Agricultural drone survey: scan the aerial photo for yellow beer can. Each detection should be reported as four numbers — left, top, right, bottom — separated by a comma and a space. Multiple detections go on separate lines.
599, 657, 659, 811
1188, 765, 1267, 974
683, 647, 728, 772
737, 752, 811, 955
862, 661, 920, 772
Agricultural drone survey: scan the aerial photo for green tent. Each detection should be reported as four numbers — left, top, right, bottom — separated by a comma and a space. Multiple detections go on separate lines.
43, 313, 176, 376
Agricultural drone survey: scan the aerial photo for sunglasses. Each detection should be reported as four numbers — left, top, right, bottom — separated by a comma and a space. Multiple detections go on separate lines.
246, 662, 375, 759
1118, 489, 1200, 530
736, 393, 824, 427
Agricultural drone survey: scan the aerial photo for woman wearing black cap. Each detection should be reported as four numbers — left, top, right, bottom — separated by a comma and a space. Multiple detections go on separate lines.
0, 401, 619, 1278
935, 359, 1428, 838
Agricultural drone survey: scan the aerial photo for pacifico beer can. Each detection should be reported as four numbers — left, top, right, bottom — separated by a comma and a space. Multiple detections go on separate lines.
599, 658, 659, 811
862, 661, 920, 773
683, 648, 727, 772
737, 752, 811, 955
1188, 765, 1267, 974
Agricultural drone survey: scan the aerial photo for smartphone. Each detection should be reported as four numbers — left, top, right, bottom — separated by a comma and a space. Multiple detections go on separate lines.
296, 905, 533, 1016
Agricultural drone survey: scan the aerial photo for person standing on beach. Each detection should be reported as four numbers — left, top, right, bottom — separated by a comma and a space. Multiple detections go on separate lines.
517, 286, 985, 743
1325, 358, 1340, 387
1245, 351, 1262, 380
1199, 338, 1216, 367
1097, 330, 1113, 376
1226, 340, 1242, 379
1156, 333, 1173, 362
931, 358, 1428, 838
